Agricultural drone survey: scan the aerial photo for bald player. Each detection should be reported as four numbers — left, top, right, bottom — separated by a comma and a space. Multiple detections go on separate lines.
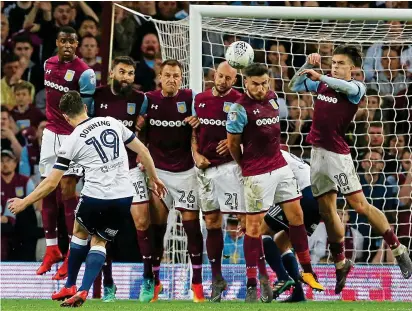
192, 62, 243, 302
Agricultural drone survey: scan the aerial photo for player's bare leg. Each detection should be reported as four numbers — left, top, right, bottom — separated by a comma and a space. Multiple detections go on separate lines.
38, 179, 62, 276
317, 191, 354, 294
181, 210, 205, 303
53, 176, 78, 280
244, 213, 272, 303
346, 192, 412, 279
204, 211, 227, 302
131, 201, 155, 302
148, 194, 169, 302
281, 200, 323, 291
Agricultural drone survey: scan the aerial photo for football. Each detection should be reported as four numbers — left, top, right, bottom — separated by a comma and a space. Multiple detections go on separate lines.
225, 41, 254, 69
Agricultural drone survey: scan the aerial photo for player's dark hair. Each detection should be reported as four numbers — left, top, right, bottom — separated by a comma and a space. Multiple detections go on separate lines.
111, 56, 136, 70
160, 59, 183, 74
80, 34, 100, 47
59, 91, 85, 118
13, 34, 33, 47
14, 81, 32, 94
369, 122, 384, 129
333, 45, 362, 67
58, 26, 77, 38
243, 63, 269, 77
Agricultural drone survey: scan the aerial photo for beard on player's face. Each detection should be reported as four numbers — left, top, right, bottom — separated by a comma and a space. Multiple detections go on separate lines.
113, 78, 133, 96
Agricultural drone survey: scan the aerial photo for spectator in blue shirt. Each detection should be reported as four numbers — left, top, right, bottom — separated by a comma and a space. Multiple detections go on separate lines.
222, 215, 245, 264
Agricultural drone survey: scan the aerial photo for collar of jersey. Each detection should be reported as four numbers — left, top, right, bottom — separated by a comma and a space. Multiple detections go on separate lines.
78, 117, 92, 126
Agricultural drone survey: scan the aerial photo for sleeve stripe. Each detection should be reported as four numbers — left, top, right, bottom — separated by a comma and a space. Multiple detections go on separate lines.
56, 156, 71, 167
303, 79, 309, 92
226, 130, 243, 135
125, 133, 136, 144
80, 93, 93, 97
53, 164, 68, 171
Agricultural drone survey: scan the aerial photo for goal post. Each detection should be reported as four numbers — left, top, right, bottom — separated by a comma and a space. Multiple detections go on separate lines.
189, 5, 412, 92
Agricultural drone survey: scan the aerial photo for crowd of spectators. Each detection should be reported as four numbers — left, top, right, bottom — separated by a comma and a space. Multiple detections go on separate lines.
1, 1, 411, 265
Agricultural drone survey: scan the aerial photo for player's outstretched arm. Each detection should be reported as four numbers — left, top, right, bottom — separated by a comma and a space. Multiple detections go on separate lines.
289, 53, 321, 93
126, 137, 167, 198
8, 169, 64, 215
319, 75, 365, 99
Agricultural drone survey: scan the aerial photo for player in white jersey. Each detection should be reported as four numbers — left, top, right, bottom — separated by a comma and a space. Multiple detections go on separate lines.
261, 150, 322, 302
8, 91, 167, 307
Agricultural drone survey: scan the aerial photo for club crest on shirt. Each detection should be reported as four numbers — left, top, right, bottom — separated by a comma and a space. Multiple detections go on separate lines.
223, 102, 232, 113
269, 99, 279, 110
229, 111, 237, 121
64, 70, 75, 82
15, 187, 24, 197
177, 102, 187, 113
127, 103, 136, 115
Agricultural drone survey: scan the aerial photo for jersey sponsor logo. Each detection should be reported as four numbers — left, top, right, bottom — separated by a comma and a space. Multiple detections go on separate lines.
64, 70, 75, 82
177, 101, 187, 113
122, 120, 133, 127
199, 118, 226, 126
44, 80, 69, 93
256, 116, 279, 126
317, 94, 338, 104
127, 103, 136, 115
269, 99, 279, 110
223, 102, 232, 113
229, 111, 237, 121
149, 119, 187, 127
101, 160, 124, 173
15, 186, 24, 197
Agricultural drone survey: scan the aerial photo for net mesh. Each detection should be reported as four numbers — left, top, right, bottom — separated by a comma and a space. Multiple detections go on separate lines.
116, 4, 412, 299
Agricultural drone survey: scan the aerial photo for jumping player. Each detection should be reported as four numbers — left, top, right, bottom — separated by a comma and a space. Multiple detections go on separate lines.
226, 63, 323, 303
289, 45, 412, 293
39, 26, 96, 280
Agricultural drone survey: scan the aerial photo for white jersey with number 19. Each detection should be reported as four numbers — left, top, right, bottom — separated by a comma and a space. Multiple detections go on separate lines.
54, 116, 135, 200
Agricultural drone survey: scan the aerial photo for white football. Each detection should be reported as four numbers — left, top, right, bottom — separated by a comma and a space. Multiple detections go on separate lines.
225, 41, 254, 69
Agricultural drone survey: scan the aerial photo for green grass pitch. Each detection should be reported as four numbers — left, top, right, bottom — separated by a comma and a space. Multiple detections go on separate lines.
1, 300, 412, 311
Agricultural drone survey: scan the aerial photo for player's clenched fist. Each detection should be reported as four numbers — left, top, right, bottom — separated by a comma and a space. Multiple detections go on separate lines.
194, 153, 211, 169
307, 53, 321, 66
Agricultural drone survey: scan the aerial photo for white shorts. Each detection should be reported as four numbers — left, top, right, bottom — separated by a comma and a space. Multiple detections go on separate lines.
244, 165, 301, 213
196, 161, 245, 214
39, 128, 83, 178
156, 167, 199, 211
310, 147, 362, 197
129, 167, 149, 204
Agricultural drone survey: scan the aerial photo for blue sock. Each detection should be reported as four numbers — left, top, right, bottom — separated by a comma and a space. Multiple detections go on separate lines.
262, 235, 289, 281
79, 246, 107, 292
65, 237, 89, 288
282, 250, 300, 283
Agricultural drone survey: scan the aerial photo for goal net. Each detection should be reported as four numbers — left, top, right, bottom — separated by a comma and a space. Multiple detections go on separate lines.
112, 4, 412, 301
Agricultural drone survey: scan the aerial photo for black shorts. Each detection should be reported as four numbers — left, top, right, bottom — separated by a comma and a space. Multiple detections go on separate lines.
264, 186, 321, 236
75, 195, 133, 241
